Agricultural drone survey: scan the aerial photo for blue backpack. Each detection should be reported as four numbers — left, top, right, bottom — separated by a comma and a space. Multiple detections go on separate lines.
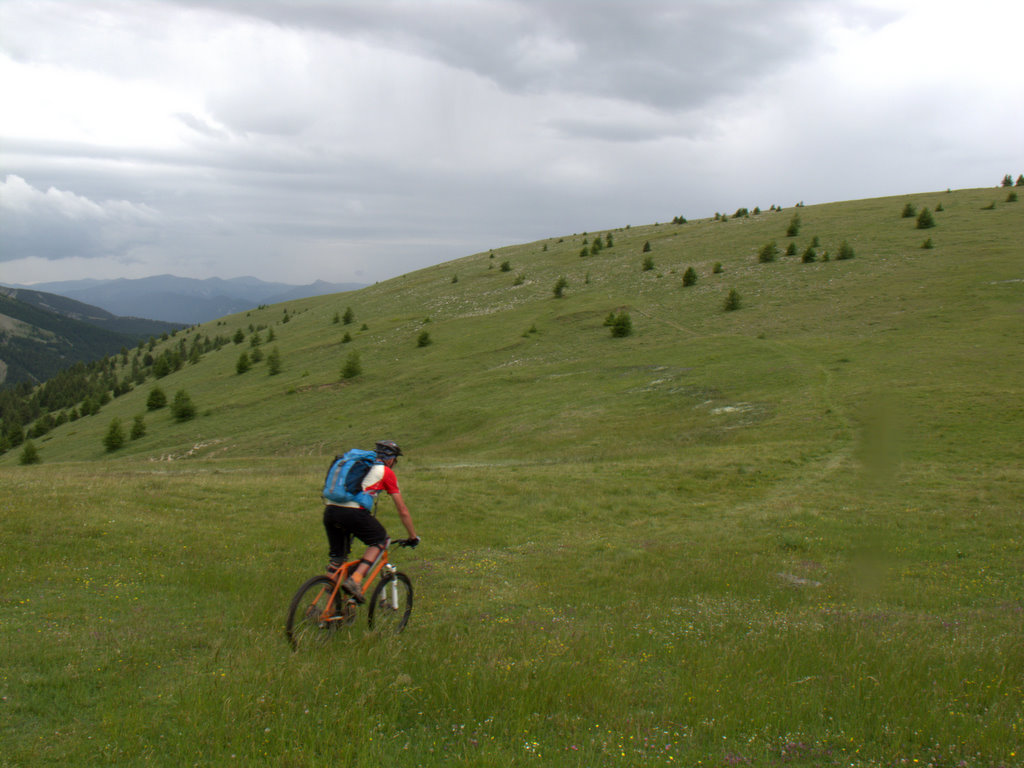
322, 449, 381, 509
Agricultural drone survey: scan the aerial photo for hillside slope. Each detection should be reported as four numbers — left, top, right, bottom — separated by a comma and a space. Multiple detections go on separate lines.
2, 186, 1021, 471
0, 289, 182, 387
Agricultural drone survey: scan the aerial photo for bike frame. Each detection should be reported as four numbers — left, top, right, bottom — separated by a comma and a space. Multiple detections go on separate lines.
318, 540, 402, 623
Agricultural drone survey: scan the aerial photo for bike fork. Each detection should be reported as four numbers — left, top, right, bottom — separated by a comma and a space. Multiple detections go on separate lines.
383, 563, 399, 609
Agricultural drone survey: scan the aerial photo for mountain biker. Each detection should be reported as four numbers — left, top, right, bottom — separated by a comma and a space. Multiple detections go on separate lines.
323, 440, 419, 603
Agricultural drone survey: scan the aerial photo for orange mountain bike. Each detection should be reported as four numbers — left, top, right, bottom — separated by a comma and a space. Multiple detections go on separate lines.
285, 538, 414, 650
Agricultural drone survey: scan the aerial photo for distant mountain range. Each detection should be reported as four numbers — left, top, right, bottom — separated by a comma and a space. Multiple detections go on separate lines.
0, 286, 184, 386
7, 275, 368, 325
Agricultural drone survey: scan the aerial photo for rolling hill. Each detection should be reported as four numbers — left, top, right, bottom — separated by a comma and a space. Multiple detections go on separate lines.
5, 185, 1020, 469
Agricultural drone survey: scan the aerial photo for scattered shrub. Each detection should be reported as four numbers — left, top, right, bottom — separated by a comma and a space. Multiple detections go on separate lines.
130, 415, 146, 440
724, 289, 741, 312
801, 246, 817, 263
19, 441, 40, 465
553, 276, 568, 298
171, 390, 196, 422
417, 331, 432, 348
712, 262, 724, 274
917, 208, 936, 228
758, 241, 778, 263
642, 241, 651, 253
236, 352, 251, 374
837, 241, 856, 260
786, 215, 801, 237
922, 238, 934, 249
266, 346, 282, 375
500, 261, 511, 272
785, 242, 797, 256
1007, 191, 1018, 203
682, 267, 698, 287
341, 350, 362, 379
146, 387, 167, 411
609, 311, 633, 337
642, 256, 655, 271
103, 418, 125, 452
901, 202, 917, 218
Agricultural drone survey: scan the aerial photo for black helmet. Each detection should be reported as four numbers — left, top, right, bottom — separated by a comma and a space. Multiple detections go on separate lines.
375, 440, 403, 459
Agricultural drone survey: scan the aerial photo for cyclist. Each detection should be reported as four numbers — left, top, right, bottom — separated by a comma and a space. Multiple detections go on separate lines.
323, 440, 420, 603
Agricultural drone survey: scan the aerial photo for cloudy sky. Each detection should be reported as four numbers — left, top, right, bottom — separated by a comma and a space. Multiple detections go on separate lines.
1, 0, 1021, 287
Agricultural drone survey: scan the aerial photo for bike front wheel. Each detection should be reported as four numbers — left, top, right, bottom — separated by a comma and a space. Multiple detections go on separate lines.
367, 572, 413, 633
285, 575, 352, 650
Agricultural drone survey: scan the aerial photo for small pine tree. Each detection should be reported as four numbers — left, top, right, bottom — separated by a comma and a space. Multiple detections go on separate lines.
786, 214, 800, 237
785, 242, 797, 256
171, 390, 196, 422
20, 440, 41, 465
642, 255, 654, 271
901, 202, 917, 218
147, 387, 167, 411
642, 241, 651, 253
682, 267, 698, 287
801, 246, 817, 263
916, 208, 936, 229
1002, 174, 1014, 187
417, 330, 432, 347
233, 329, 245, 344
724, 289, 741, 312
130, 414, 146, 440
343, 307, 355, 325
500, 260, 511, 272
609, 311, 633, 337
712, 262, 724, 274
342, 332, 352, 343
341, 350, 362, 379
1016, 174, 1024, 187
103, 418, 125, 452
922, 238, 934, 249
332, 311, 341, 324
837, 241, 856, 260
236, 352, 251, 374
553, 276, 568, 298
758, 241, 778, 263
266, 346, 282, 375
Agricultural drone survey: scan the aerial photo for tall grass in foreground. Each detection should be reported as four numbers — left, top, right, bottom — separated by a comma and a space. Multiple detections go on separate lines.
2, 457, 1020, 767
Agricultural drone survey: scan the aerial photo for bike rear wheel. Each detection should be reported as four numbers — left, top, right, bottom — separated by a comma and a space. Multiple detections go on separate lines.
285, 575, 352, 650
367, 572, 413, 633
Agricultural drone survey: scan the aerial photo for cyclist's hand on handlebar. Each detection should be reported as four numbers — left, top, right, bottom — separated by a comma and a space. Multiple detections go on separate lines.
401, 536, 421, 548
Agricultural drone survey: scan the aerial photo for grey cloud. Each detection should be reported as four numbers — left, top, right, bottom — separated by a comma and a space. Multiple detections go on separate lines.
169, 0, 899, 113
0, 175, 162, 262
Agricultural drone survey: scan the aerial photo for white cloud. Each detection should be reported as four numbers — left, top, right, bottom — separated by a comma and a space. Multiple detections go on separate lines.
1, 0, 1021, 287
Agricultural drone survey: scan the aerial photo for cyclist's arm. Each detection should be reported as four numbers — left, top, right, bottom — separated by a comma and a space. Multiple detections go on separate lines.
390, 491, 417, 539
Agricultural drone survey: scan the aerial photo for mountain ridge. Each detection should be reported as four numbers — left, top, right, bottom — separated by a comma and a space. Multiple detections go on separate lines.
8, 275, 368, 324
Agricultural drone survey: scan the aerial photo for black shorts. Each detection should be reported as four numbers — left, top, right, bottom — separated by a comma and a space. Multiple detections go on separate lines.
323, 505, 388, 547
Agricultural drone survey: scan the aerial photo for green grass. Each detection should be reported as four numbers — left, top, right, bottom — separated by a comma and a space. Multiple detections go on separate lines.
1, 186, 1022, 765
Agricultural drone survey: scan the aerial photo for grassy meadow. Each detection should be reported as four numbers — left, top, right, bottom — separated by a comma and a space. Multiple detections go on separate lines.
1, 186, 1022, 766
